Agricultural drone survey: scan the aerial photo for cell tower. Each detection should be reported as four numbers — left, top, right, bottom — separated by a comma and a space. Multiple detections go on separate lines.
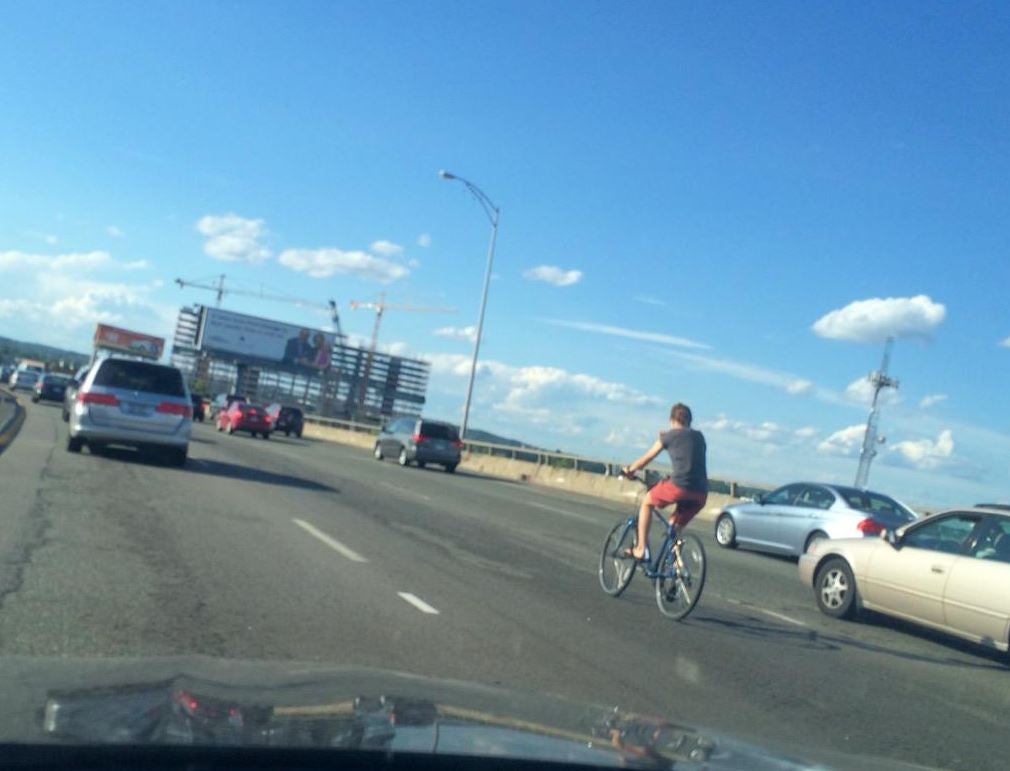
854, 337, 899, 488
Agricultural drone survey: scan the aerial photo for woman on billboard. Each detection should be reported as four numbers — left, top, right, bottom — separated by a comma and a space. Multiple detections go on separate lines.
311, 332, 332, 371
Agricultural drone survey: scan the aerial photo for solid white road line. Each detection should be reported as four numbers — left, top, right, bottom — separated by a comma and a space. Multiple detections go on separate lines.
759, 608, 807, 627
524, 500, 599, 525
397, 592, 440, 615
377, 480, 432, 502
293, 519, 369, 563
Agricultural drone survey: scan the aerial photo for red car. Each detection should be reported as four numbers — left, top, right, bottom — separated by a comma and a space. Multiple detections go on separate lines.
216, 402, 272, 439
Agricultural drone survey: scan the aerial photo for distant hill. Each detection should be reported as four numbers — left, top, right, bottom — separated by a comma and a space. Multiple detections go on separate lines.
0, 336, 90, 369
464, 428, 542, 449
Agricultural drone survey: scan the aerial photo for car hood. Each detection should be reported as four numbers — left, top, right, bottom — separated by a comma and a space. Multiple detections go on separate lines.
0, 656, 932, 770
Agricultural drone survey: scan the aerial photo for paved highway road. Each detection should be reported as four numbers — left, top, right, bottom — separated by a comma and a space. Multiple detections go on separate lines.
0, 399, 1007, 769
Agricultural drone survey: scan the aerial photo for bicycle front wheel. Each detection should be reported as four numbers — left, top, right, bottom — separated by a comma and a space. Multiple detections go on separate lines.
655, 534, 706, 620
599, 519, 638, 597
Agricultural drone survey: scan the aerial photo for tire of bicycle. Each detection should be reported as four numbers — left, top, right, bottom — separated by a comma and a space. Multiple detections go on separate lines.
599, 519, 638, 597
655, 533, 706, 620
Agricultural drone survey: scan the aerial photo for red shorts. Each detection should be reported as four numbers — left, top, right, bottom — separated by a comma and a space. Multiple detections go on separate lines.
647, 481, 707, 528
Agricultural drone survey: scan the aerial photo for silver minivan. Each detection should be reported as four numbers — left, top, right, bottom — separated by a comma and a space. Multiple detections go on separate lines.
67, 357, 192, 466
374, 417, 462, 473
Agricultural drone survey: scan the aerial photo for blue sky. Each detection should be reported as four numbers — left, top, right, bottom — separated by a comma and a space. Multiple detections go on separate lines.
2, 2, 1009, 506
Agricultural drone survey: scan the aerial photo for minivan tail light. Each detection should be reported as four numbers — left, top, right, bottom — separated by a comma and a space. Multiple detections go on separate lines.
412, 433, 425, 443
451, 439, 464, 449
857, 517, 883, 535
79, 392, 119, 407
156, 402, 192, 418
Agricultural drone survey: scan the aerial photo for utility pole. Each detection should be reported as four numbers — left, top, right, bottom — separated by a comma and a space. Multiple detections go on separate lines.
854, 337, 899, 488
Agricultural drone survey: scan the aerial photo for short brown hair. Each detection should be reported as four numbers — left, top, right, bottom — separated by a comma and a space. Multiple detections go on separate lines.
670, 402, 692, 426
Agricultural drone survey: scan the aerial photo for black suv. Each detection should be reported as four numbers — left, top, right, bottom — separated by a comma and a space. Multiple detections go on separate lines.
266, 404, 304, 437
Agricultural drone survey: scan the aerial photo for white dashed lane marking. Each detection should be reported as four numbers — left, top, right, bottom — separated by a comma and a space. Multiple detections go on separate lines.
293, 518, 369, 563
397, 592, 440, 615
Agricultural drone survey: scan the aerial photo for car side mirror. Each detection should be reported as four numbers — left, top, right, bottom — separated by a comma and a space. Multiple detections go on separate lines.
882, 528, 900, 548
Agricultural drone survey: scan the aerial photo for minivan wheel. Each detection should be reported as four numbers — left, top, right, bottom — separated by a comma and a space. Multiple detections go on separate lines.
167, 447, 187, 467
715, 514, 737, 549
66, 435, 83, 453
373, 444, 383, 460
398, 448, 409, 466
444, 464, 457, 474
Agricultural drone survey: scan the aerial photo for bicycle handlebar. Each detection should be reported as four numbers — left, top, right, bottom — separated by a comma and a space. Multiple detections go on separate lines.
618, 468, 649, 487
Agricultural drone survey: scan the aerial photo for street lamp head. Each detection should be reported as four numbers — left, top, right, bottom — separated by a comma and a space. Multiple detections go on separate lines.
438, 169, 456, 180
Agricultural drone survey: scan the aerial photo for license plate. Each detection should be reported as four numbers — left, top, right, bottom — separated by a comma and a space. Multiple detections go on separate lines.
124, 403, 150, 416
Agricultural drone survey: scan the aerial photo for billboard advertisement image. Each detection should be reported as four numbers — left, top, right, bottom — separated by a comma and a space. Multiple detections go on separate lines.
197, 307, 336, 371
93, 324, 166, 360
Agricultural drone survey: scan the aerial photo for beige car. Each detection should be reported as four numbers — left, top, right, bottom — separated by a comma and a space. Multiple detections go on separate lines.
798, 506, 1010, 653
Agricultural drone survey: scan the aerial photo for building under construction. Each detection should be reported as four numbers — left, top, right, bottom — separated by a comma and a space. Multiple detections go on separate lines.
169, 305, 429, 421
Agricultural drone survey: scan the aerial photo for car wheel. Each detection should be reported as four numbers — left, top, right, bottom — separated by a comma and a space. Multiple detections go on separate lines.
417, 461, 426, 469
444, 464, 457, 474
262, 432, 270, 440
66, 434, 82, 453
31, 396, 38, 403
714, 513, 738, 549
285, 429, 291, 437
804, 530, 828, 554
814, 557, 859, 620
373, 443, 384, 460
398, 447, 409, 466
61, 408, 69, 423
227, 423, 235, 435
296, 428, 303, 438
167, 447, 187, 467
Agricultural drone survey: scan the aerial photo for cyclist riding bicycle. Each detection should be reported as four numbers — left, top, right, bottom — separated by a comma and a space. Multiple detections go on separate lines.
621, 402, 708, 561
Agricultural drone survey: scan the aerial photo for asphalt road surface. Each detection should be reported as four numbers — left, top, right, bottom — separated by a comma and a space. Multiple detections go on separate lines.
1, 399, 1007, 769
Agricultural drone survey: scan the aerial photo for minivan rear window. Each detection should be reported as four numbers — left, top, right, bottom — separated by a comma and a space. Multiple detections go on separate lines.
92, 360, 186, 397
421, 422, 458, 441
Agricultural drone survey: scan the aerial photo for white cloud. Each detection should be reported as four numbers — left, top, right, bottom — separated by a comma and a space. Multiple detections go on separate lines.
26, 231, 59, 245
278, 248, 409, 282
844, 376, 900, 406
407, 258, 421, 268
794, 426, 818, 439
542, 319, 709, 351
786, 378, 813, 395
122, 259, 148, 270
0, 250, 112, 271
812, 295, 946, 343
889, 430, 954, 470
699, 414, 794, 445
633, 295, 666, 307
433, 325, 477, 343
522, 265, 583, 287
369, 239, 403, 257
919, 393, 948, 409
817, 425, 866, 456
196, 213, 271, 264
417, 233, 432, 248
999, 336, 1010, 348
106, 225, 124, 238
424, 352, 660, 436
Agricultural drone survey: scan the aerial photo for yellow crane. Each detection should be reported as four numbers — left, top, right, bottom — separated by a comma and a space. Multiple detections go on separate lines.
348, 292, 454, 413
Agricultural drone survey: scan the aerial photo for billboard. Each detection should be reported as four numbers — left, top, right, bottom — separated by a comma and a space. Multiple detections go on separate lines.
197, 307, 336, 372
93, 324, 166, 360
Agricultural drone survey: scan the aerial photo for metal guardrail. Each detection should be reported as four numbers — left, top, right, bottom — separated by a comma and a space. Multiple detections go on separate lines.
301, 413, 769, 499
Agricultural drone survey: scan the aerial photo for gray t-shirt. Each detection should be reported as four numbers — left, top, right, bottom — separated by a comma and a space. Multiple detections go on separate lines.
660, 428, 708, 492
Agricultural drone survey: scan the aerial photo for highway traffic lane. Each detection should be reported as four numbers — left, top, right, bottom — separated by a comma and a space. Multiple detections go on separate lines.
2, 405, 1007, 769
212, 425, 1004, 665
188, 424, 1010, 769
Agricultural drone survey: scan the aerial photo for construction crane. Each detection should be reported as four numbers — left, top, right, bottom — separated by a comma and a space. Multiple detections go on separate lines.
854, 337, 900, 488
175, 275, 343, 339
348, 292, 454, 413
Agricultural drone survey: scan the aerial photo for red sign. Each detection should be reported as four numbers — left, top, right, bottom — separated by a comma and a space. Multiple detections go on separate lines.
93, 324, 165, 360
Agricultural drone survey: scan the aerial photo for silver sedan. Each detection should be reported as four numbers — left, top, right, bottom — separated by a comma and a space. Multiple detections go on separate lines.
714, 482, 917, 557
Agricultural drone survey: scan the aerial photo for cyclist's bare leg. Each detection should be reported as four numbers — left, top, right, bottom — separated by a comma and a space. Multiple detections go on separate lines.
632, 494, 662, 559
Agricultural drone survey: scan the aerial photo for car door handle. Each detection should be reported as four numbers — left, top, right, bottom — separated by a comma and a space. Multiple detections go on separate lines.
931, 565, 945, 574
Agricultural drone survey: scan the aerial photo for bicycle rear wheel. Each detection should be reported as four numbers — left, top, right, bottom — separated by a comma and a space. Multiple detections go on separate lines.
655, 534, 706, 620
599, 519, 638, 597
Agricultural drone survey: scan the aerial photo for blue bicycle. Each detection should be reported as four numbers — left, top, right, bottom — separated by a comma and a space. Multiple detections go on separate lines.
598, 474, 707, 620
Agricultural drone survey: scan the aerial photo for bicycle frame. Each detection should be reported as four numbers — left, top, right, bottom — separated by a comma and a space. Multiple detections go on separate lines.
616, 508, 681, 579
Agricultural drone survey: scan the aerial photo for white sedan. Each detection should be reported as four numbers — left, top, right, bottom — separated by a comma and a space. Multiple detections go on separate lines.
799, 506, 1010, 653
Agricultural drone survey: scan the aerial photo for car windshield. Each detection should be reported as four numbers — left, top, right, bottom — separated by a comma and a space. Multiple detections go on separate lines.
2, 6, 1008, 771
92, 360, 186, 397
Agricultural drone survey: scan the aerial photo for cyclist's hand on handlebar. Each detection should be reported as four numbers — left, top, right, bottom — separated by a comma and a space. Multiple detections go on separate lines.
619, 466, 638, 480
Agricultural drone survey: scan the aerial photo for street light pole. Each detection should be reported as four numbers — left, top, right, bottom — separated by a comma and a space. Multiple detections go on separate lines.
439, 170, 500, 441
